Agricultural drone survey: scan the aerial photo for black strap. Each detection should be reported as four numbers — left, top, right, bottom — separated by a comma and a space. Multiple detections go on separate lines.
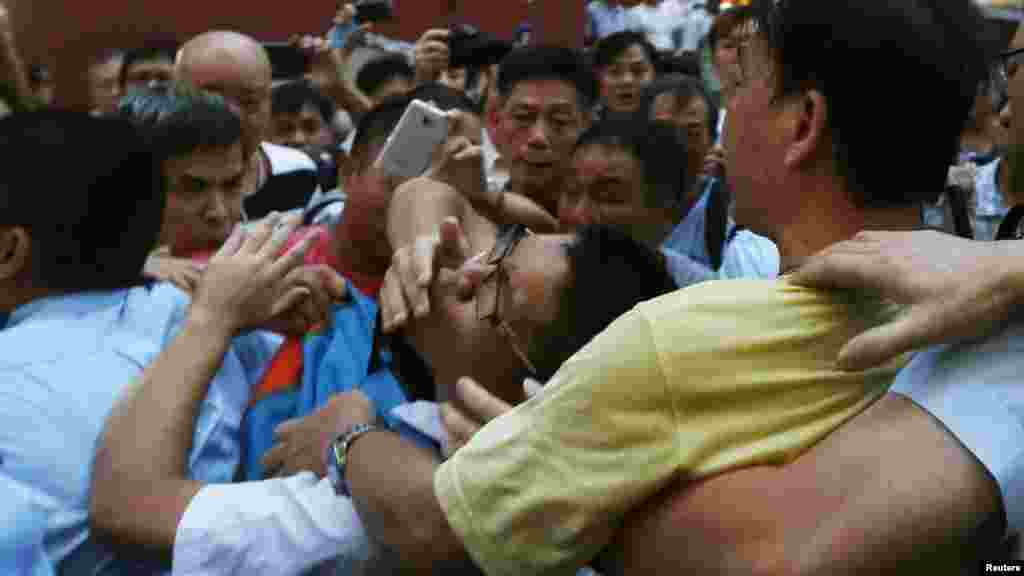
945, 185, 975, 240
704, 178, 731, 271
996, 205, 1024, 241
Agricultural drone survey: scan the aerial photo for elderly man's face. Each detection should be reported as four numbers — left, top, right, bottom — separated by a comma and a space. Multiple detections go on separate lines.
494, 79, 588, 207
177, 55, 272, 156
161, 143, 247, 257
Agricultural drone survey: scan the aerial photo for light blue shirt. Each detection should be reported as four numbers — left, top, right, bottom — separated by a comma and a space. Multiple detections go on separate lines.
0, 476, 54, 576
662, 183, 780, 280
0, 283, 280, 569
891, 321, 1024, 540
586, 1, 627, 40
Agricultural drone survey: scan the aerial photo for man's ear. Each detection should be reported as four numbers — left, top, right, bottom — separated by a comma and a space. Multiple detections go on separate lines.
783, 90, 828, 170
0, 227, 31, 281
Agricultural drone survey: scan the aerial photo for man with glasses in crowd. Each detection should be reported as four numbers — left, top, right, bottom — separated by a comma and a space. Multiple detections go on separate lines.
303, 1, 999, 574
91, 214, 676, 575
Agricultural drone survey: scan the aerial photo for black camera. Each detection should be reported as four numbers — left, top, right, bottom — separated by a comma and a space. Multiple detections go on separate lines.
448, 25, 512, 69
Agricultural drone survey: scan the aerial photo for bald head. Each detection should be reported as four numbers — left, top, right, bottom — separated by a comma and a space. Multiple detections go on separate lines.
176, 31, 273, 155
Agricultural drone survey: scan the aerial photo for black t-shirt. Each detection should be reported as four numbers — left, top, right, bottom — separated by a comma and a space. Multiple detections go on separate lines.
243, 142, 320, 220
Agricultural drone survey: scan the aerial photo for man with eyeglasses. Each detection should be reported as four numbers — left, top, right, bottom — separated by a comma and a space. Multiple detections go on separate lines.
301, 1, 1002, 575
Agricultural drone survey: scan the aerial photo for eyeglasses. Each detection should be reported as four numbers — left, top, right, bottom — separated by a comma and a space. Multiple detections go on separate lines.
476, 224, 538, 377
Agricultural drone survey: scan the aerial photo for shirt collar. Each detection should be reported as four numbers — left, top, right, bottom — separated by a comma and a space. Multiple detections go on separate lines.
5, 289, 132, 330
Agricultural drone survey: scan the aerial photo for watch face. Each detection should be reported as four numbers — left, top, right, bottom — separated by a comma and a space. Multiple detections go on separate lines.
326, 439, 344, 492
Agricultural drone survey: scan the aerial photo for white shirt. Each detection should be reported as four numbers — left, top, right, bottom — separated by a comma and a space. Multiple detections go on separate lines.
891, 322, 1024, 541
678, 3, 714, 52
172, 402, 445, 576
625, 4, 681, 52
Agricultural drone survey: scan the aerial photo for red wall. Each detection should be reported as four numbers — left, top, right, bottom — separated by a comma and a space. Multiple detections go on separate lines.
5, 0, 582, 109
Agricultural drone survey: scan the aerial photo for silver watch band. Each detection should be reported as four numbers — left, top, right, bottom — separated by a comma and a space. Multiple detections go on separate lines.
329, 423, 382, 496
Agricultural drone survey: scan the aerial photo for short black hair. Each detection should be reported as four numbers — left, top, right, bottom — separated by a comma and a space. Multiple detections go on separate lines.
591, 31, 659, 72
575, 118, 692, 210
120, 44, 178, 89
530, 224, 677, 381
118, 84, 243, 163
639, 73, 718, 139
272, 80, 336, 124
355, 54, 415, 100
660, 53, 702, 79
750, 0, 991, 206
0, 111, 165, 292
350, 83, 478, 164
497, 45, 598, 108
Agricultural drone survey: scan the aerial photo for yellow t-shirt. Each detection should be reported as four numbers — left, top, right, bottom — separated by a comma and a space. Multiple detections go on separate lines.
434, 278, 907, 576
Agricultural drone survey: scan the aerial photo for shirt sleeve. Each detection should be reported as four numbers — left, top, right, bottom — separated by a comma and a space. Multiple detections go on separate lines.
173, 472, 376, 576
434, 309, 678, 576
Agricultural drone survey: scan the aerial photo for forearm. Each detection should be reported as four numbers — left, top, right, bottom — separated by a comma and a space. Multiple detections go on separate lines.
387, 177, 466, 250
346, 430, 474, 571
91, 310, 233, 550
470, 189, 558, 233
327, 48, 373, 117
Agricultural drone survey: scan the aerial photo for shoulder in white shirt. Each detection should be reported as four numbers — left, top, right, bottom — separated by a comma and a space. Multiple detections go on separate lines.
891, 321, 1024, 542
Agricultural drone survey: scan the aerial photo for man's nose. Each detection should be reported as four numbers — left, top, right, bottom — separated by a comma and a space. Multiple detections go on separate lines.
526, 118, 551, 148
204, 190, 229, 222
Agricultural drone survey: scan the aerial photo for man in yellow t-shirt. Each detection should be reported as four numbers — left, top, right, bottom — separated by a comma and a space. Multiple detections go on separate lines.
322, 1, 992, 574
434, 279, 904, 574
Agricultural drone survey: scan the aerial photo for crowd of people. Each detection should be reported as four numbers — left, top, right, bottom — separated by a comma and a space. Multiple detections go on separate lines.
2, 0, 1024, 574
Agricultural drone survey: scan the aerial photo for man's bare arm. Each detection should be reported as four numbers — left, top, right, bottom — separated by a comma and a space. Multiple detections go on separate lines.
346, 428, 478, 573
614, 393, 1004, 575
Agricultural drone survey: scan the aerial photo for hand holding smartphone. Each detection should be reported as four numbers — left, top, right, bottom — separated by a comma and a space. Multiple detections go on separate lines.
374, 100, 451, 180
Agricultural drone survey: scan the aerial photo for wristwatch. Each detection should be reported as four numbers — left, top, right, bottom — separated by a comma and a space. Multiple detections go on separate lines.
326, 423, 382, 496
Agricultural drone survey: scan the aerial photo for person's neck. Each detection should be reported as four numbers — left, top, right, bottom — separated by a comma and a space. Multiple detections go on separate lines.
0, 281, 55, 318
771, 181, 922, 274
331, 218, 391, 278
